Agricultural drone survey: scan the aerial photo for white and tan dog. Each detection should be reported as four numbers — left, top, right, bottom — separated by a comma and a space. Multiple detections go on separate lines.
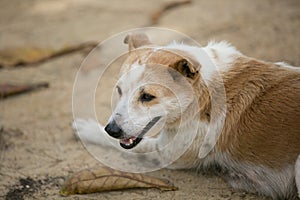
74, 33, 300, 199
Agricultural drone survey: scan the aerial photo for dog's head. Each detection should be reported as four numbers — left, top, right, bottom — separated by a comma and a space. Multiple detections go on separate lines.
104, 33, 204, 149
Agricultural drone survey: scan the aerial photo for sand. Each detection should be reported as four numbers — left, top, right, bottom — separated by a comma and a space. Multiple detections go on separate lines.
1, 0, 299, 199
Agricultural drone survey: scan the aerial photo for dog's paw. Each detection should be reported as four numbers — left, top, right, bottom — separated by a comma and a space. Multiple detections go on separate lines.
72, 118, 101, 132
72, 118, 110, 146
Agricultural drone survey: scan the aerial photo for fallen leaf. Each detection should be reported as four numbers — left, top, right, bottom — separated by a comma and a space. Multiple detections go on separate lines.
60, 166, 178, 196
0, 82, 49, 99
0, 42, 98, 68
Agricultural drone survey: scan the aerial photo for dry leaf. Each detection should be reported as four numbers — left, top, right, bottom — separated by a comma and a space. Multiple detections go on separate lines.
0, 42, 98, 68
0, 82, 49, 98
60, 166, 178, 196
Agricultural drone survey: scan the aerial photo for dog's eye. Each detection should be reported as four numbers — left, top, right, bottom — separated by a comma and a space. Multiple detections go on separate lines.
116, 86, 122, 96
140, 93, 156, 102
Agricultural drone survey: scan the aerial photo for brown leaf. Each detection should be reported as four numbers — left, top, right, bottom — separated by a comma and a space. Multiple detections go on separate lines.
60, 166, 178, 196
0, 42, 98, 68
0, 82, 49, 99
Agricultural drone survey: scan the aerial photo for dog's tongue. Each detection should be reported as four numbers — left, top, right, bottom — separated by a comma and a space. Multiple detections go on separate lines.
120, 136, 143, 149
120, 137, 135, 145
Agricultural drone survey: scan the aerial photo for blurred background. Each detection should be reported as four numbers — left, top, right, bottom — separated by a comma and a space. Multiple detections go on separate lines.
1, 0, 299, 63
0, 0, 299, 199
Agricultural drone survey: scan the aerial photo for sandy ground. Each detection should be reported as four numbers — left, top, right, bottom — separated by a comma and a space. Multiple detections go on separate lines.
0, 0, 299, 199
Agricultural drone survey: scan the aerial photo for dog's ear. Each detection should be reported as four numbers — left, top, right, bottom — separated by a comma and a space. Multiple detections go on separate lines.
124, 33, 151, 51
169, 59, 199, 80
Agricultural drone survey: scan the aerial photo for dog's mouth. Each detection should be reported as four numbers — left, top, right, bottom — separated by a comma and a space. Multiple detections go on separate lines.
119, 116, 161, 149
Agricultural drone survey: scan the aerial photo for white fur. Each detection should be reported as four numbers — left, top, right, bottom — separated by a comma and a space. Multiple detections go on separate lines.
165, 41, 241, 81
205, 153, 296, 199
275, 61, 300, 71
203, 41, 241, 72
118, 61, 145, 94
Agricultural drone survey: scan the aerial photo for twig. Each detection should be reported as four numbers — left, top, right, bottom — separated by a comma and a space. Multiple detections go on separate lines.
0, 82, 49, 99
0, 42, 98, 68
33, 42, 98, 65
150, 0, 192, 25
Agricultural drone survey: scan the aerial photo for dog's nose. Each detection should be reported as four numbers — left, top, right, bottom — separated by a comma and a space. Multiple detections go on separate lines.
104, 120, 123, 139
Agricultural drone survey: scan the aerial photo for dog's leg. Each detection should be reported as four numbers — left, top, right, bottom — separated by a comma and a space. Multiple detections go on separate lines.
296, 155, 300, 198
131, 136, 180, 169
72, 118, 119, 147
73, 119, 179, 168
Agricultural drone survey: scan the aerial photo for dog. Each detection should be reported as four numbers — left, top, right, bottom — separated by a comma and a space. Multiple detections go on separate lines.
73, 33, 300, 199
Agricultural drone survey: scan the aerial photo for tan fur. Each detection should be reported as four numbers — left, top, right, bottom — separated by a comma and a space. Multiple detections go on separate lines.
124, 33, 151, 51
212, 57, 300, 169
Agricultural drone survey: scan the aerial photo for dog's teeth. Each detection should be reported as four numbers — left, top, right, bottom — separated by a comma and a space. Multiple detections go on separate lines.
129, 138, 133, 144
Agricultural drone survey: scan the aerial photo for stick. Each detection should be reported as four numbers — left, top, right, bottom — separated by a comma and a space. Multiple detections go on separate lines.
0, 82, 49, 98
150, 0, 191, 25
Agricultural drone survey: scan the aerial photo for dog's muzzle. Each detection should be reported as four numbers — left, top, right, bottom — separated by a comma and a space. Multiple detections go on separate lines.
104, 116, 161, 149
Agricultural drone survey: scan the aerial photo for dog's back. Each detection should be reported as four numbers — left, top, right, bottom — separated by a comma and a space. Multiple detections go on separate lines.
213, 57, 300, 199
